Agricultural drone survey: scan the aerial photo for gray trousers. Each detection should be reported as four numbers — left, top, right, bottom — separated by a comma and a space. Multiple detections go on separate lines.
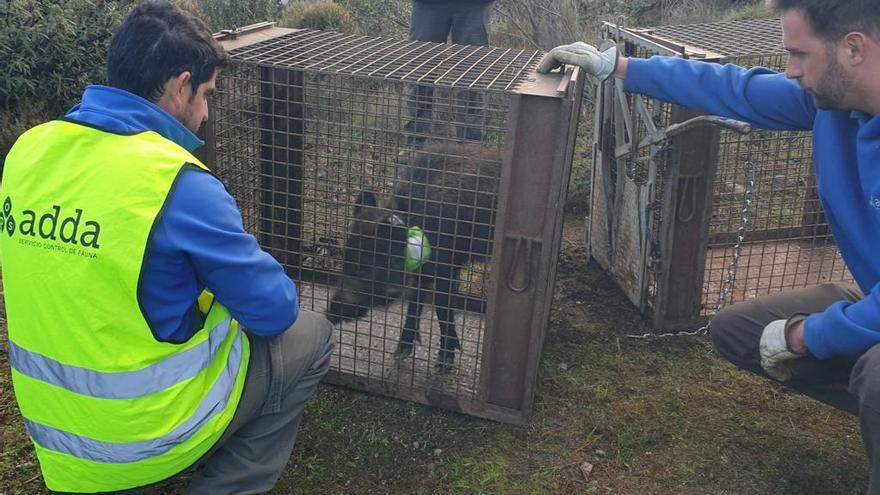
404, 1, 493, 145
709, 282, 880, 493
187, 310, 335, 495
409, 1, 492, 45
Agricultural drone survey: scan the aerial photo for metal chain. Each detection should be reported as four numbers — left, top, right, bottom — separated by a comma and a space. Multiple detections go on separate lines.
626, 160, 755, 340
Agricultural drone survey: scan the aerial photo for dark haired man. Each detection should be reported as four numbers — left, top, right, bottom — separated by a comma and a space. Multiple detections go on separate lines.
540, 0, 880, 491
0, 1, 334, 493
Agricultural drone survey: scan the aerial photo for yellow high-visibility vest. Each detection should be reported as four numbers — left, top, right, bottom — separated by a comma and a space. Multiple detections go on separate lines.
0, 120, 250, 492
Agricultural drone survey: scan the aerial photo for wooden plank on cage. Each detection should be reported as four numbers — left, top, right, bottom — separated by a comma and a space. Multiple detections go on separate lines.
589, 77, 615, 269
653, 106, 721, 326
480, 67, 584, 423
589, 76, 644, 309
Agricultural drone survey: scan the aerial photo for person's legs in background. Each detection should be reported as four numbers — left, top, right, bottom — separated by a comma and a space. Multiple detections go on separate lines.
449, 1, 492, 141
403, 1, 453, 148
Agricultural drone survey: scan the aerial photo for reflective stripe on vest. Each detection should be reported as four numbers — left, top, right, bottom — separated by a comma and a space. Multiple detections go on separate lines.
9, 318, 232, 400
22, 326, 242, 463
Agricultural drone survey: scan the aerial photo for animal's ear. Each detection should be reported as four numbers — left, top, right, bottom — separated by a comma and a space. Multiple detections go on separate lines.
353, 190, 379, 218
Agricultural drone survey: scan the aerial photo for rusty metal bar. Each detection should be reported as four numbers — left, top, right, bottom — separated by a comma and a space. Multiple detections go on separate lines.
333, 39, 410, 74
303, 37, 389, 71
481, 67, 583, 421
448, 47, 500, 87
404, 44, 467, 81
368, 41, 431, 76
469, 48, 513, 88
213, 21, 276, 41
432, 45, 484, 85
258, 66, 303, 272
503, 51, 541, 91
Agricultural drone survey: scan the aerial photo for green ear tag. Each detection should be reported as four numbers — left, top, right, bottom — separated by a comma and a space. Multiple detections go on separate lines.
405, 226, 432, 272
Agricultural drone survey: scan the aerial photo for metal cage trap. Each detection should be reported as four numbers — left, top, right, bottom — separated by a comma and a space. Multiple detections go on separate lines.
589, 18, 852, 330
201, 25, 584, 424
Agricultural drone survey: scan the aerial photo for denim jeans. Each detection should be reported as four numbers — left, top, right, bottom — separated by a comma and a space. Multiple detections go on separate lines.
404, 1, 494, 146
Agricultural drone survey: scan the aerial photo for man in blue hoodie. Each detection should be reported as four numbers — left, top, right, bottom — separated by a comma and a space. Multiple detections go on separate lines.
539, 0, 880, 490
1, 1, 334, 493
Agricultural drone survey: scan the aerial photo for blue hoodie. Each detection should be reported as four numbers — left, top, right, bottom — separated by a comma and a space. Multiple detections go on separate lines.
64, 85, 298, 342
625, 56, 880, 360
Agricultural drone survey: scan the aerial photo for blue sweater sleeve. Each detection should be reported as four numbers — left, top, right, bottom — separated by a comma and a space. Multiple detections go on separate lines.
144, 167, 298, 338
624, 56, 817, 131
804, 282, 880, 359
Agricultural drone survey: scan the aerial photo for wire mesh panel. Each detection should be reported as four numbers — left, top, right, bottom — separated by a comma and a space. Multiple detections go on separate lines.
206, 26, 583, 423
591, 18, 851, 328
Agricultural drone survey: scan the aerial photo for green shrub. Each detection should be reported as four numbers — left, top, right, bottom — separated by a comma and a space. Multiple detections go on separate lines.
0, 0, 132, 165
338, 0, 409, 38
0, 0, 131, 115
279, 1, 358, 33
196, 0, 282, 31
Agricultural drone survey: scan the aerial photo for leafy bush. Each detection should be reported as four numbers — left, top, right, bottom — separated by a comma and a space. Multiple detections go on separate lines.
279, 1, 358, 33
338, 0, 409, 38
195, 0, 282, 31
0, 0, 131, 115
0, 0, 235, 163
0, 0, 133, 163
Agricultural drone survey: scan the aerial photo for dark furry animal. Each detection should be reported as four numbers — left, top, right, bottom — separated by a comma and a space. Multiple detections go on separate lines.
327, 142, 500, 372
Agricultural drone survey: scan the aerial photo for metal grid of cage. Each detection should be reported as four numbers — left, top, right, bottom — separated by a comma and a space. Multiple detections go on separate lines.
205, 26, 584, 423
591, 18, 851, 328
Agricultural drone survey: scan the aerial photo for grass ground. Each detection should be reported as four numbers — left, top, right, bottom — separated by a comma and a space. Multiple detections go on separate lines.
0, 216, 867, 494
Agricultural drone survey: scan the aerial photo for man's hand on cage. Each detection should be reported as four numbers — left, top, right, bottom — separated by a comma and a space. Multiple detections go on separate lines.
536, 41, 618, 80
759, 319, 808, 382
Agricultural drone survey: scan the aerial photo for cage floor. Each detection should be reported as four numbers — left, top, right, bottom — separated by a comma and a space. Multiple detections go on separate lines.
298, 281, 485, 400
702, 239, 852, 313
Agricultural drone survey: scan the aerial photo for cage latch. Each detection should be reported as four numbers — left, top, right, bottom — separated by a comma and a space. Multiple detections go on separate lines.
505, 234, 542, 293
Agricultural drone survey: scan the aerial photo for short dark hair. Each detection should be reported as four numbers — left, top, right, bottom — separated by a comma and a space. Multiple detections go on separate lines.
107, 0, 227, 102
768, 0, 880, 42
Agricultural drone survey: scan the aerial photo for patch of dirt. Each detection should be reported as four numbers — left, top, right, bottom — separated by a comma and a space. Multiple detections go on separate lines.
548, 215, 651, 345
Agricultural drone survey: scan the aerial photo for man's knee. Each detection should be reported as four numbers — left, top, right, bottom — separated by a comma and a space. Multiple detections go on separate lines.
284, 310, 334, 368
708, 305, 745, 354
851, 345, 880, 410
706, 303, 765, 373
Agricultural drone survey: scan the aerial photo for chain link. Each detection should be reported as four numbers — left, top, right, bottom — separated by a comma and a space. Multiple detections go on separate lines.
626, 160, 755, 340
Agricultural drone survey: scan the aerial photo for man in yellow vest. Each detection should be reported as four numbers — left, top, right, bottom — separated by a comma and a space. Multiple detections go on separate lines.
0, 1, 334, 493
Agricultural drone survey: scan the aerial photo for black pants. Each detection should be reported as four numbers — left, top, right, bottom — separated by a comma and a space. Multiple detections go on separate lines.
710, 282, 879, 493
404, 1, 493, 145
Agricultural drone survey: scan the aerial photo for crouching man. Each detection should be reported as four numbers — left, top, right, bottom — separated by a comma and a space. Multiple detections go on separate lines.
539, 0, 880, 492
1, 1, 334, 493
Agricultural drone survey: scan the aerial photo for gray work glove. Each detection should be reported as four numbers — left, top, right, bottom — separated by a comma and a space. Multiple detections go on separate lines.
536, 41, 619, 80
759, 319, 805, 382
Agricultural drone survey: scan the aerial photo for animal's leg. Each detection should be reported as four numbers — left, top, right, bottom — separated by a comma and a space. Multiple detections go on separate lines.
433, 269, 460, 373
397, 286, 427, 358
